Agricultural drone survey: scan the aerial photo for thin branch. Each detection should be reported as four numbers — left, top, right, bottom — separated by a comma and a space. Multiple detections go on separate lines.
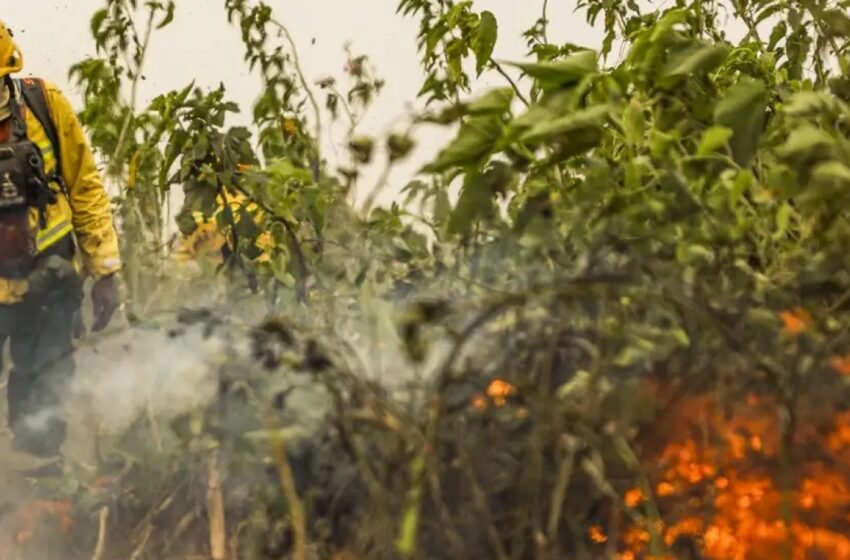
459, 449, 511, 560
491, 59, 530, 107
546, 434, 577, 544
111, 9, 155, 171
360, 158, 393, 215
732, 1, 761, 43
268, 422, 309, 560
207, 452, 228, 560
270, 16, 323, 174
90, 506, 109, 560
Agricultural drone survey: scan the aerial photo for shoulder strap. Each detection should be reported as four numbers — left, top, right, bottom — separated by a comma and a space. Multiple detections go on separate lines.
16, 78, 65, 188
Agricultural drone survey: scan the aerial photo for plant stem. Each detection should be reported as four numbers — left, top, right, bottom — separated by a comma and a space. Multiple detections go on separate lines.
207, 453, 228, 560
361, 157, 393, 215
90, 506, 109, 560
268, 426, 309, 560
492, 59, 530, 106
111, 10, 154, 172
270, 16, 323, 169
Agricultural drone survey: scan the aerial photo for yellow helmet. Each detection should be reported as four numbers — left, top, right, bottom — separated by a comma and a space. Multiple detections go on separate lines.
0, 21, 23, 78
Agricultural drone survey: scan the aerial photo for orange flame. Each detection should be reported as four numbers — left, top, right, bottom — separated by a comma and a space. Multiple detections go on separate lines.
780, 307, 813, 335
620, 389, 850, 559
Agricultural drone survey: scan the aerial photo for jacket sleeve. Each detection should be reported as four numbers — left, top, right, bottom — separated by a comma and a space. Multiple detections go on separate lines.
45, 81, 121, 279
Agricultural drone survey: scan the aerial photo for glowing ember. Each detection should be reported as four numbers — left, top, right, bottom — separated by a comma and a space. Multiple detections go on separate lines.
780, 307, 813, 335
830, 355, 850, 376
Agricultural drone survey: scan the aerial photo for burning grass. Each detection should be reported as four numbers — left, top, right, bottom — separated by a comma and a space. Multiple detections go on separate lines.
2, 303, 850, 560
620, 390, 850, 559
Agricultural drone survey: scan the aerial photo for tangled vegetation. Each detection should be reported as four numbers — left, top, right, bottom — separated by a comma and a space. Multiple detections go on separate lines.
4, 0, 850, 558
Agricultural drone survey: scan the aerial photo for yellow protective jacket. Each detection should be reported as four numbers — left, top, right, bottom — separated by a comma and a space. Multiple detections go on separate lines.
0, 79, 121, 303
172, 189, 272, 265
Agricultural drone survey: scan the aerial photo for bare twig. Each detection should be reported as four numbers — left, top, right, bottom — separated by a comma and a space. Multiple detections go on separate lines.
268, 422, 309, 560
129, 524, 152, 560
146, 397, 163, 452
112, 10, 155, 171
360, 158, 393, 215
492, 59, 530, 107
546, 434, 577, 544
731, 0, 761, 43
207, 452, 228, 560
90, 506, 109, 560
459, 449, 510, 560
270, 16, 323, 174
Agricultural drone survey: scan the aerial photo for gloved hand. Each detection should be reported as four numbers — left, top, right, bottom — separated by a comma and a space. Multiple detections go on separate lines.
91, 274, 120, 332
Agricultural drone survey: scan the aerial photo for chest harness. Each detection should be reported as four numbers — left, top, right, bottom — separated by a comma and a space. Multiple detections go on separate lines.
0, 76, 65, 279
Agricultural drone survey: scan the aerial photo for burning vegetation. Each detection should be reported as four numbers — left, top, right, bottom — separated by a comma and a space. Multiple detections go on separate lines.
3, 0, 850, 557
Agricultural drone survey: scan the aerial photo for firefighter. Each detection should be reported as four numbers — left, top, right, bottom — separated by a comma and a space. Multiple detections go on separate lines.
0, 21, 121, 462
172, 187, 272, 272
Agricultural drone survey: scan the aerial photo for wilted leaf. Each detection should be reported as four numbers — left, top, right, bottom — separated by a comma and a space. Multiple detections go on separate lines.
349, 136, 375, 164
156, 1, 176, 29
387, 134, 416, 162
714, 78, 768, 165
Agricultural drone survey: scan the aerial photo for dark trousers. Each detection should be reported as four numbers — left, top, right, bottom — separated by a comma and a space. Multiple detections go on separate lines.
0, 254, 81, 458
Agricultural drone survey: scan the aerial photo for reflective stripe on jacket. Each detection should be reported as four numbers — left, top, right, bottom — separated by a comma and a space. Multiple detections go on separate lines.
0, 79, 121, 303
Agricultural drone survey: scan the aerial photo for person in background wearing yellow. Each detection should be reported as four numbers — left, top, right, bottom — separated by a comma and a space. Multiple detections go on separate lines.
172, 187, 272, 275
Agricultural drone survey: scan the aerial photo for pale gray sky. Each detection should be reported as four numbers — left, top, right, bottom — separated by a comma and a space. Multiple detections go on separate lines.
6, 2, 608, 206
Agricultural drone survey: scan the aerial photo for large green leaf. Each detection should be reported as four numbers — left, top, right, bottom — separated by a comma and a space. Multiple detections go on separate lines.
519, 104, 610, 145
698, 125, 734, 156
447, 163, 513, 235
504, 50, 598, 92
811, 160, 850, 188
423, 115, 504, 173
783, 91, 836, 117
775, 125, 837, 165
824, 8, 850, 38
713, 78, 769, 166
473, 11, 498, 76
175, 179, 220, 236
657, 42, 729, 89
467, 87, 514, 115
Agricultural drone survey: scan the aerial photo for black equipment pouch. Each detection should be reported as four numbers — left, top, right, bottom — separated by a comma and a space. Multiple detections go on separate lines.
0, 77, 58, 279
